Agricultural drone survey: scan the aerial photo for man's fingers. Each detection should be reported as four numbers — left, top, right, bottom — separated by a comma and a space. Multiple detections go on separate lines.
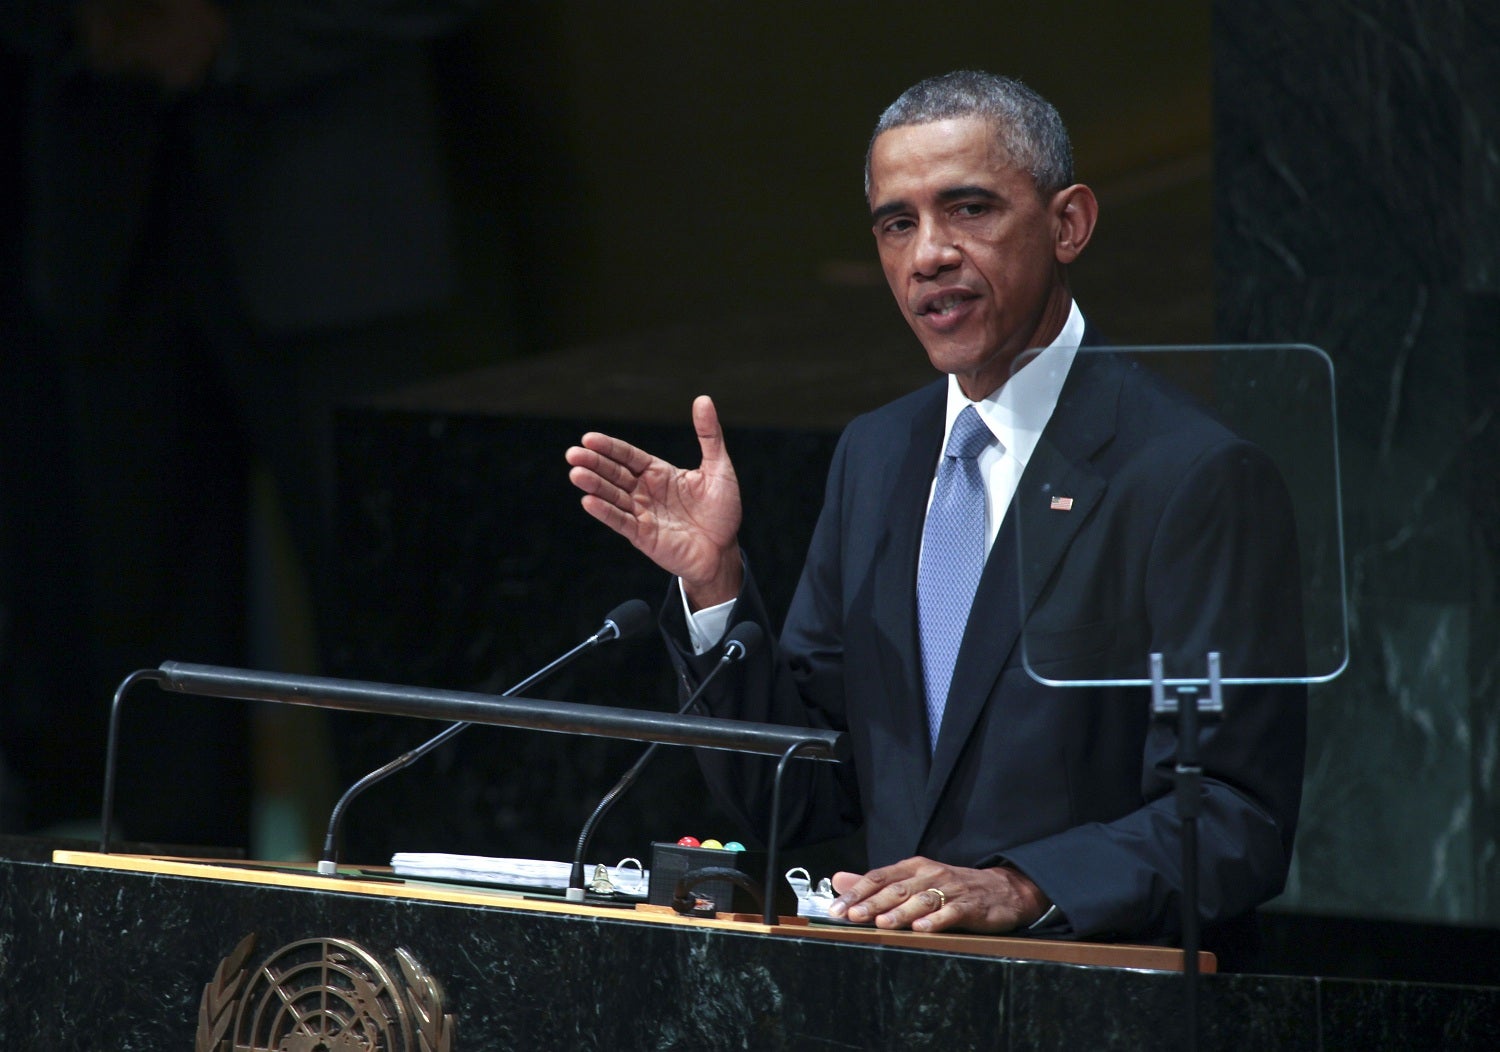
829, 871, 863, 897
861, 880, 964, 931
826, 867, 884, 917
692, 395, 729, 471
866, 887, 946, 931
564, 444, 634, 503
578, 430, 658, 478
566, 446, 640, 498
907, 889, 958, 932
830, 862, 927, 922
567, 465, 632, 514
828, 858, 987, 932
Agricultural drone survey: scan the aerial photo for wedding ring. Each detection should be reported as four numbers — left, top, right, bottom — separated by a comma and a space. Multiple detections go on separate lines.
925, 887, 947, 910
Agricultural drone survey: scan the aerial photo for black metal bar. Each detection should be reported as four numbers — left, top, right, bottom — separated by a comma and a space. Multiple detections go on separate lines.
1153, 650, 1223, 1052
1176, 683, 1201, 1052
156, 661, 848, 760
100, 668, 166, 854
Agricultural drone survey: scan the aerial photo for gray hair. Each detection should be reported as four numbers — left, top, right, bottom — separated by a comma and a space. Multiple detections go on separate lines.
864, 71, 1075, 201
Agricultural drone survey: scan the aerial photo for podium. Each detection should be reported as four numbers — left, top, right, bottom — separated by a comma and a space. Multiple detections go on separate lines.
3, 846, 1497, 1049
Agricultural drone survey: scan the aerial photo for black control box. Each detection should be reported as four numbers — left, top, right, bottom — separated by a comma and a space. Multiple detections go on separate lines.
647, 842, 768, 913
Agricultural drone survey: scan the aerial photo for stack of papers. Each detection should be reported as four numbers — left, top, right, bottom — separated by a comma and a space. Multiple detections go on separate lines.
394, 853, 840, 918
390, 853, 649, 896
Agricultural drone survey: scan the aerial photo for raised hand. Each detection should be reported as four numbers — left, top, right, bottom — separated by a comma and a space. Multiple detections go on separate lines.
566, 395, 744, 608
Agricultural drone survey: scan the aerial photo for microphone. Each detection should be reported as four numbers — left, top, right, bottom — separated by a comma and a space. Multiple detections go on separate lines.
599, 600, 655, 644
565, 620, 764, 901
316, 599, 653, 875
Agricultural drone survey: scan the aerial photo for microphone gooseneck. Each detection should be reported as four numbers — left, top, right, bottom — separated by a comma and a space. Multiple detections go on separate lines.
316, 599, 653, 876
565, 620, 763, 900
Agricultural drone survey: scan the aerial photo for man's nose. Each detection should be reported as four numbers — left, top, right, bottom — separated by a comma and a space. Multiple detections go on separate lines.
912, 218, 961, 276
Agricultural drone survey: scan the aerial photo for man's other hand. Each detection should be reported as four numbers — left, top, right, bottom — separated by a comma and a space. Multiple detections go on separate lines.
827, 855, 1051, 934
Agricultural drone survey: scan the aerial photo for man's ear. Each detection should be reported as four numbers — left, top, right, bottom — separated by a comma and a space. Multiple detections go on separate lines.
1051, 184, 1099, 264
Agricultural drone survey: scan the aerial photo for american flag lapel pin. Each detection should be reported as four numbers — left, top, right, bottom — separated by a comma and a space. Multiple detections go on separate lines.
1049, 495, 1074, 511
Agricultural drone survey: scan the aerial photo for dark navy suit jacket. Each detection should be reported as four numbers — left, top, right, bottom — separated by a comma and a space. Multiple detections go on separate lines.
669, 347, 1307, 947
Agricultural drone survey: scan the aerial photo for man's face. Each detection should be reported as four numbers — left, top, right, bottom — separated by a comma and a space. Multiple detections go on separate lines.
868, 116, 1072, 399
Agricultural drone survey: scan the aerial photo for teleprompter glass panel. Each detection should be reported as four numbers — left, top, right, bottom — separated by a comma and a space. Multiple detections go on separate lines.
1012, 345, 1347, 688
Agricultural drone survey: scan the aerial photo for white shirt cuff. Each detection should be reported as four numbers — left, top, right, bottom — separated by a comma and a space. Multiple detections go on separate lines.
678, 579, 735, 655
1027, 903, 1063, 931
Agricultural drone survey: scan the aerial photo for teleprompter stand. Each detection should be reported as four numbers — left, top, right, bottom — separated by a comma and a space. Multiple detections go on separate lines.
1151, 650, 1223, 1052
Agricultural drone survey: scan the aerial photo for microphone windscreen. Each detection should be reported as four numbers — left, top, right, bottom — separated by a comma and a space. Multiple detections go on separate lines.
602, 599, 654, 641
724, 621, 764, 658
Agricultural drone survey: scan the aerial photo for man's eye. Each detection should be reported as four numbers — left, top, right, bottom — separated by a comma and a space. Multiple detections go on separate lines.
955, 203, 988, 217
882, 218, 915, 234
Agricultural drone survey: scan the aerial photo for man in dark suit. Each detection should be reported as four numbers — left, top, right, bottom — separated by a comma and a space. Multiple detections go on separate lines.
565, 71, 1305, 949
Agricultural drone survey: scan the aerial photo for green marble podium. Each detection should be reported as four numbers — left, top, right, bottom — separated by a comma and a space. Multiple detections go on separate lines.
3, 845, 1497, 1050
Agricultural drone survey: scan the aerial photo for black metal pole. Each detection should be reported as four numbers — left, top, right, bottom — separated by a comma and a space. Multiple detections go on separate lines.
1176, 682, 1202, 1052
100, 668, 166, 854
1151, 652, 1223, 1052
764, 738, 827, 926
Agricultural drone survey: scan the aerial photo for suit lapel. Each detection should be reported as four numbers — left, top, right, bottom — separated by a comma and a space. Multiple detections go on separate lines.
920, 350, 1123, 828
869, 385, 944, 853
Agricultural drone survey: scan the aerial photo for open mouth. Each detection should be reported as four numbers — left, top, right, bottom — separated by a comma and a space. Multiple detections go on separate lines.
916, 291, 977, 319
912, 289, 984, 322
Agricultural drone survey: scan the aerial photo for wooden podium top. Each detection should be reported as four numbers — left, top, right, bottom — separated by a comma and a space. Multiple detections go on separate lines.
53, 849, 1212, 974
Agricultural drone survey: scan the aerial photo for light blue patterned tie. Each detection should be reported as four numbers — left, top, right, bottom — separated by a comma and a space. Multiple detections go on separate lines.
918, 405, 994, 752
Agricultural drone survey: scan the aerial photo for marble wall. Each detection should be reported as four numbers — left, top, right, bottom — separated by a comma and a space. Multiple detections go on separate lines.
1214, 0, 1500, 924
